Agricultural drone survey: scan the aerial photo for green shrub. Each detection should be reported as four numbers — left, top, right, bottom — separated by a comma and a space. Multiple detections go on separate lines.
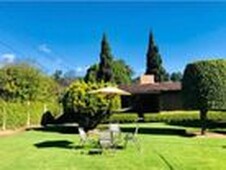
104, 113, 138, 123
104, 111, 226, 124
62, 81, 121, 130
144, 111, 199, 123
0, 63, 59, 102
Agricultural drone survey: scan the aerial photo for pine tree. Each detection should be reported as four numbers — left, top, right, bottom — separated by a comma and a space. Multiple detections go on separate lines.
145, 31, 167, 82
97, 34, 113, 82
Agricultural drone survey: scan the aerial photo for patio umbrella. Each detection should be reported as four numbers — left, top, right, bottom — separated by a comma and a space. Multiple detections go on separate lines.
89, 86, 132, 112
89, 86, 131, 96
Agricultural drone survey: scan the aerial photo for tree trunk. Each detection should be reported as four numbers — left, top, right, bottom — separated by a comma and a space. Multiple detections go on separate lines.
200, 109, 208, 135
2, 107, 6, 131
137, 112, 144, 122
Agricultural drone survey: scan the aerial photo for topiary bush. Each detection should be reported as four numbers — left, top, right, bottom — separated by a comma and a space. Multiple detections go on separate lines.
182, 59, 226, 134
61, 81, 121, 131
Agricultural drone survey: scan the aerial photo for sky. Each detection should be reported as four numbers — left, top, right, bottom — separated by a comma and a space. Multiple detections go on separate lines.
0, 2, 226, 77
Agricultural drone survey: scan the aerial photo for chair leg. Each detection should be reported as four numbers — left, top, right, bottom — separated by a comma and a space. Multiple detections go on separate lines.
123, 134, 130, 149
132, 137, 141, 151
79, 139, 85, 147
123, 139, 128, 149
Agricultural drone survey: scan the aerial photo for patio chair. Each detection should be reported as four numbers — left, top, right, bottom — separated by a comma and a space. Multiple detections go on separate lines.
78, 127, 103, 154
124, 119, 142, 151
78, 127, 87, 146
109, 123, 123, 148
78, 127, 97, 147
99, 130, 112, 149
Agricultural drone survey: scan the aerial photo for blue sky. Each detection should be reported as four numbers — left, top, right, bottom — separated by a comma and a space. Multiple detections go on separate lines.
0, 2, 226, 76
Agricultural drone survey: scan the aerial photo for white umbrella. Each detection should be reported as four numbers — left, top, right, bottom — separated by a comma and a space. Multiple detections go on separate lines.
89, 86, 131, 96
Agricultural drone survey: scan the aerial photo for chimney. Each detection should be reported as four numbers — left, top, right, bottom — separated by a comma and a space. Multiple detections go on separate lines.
139, 75, 155, 84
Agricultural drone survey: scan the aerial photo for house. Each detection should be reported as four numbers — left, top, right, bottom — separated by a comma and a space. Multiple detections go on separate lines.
119, 75, 183, 113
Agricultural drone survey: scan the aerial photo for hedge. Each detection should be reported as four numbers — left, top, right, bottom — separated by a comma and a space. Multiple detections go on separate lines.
0, 101, 60, 130
104, 111, 226, 124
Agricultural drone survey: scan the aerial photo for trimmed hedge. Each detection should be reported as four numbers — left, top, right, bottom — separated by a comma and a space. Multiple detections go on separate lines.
104, 111, 226, 124
0, 101, 60, 130
183, 59, 226, 111
105, 113, 138, 123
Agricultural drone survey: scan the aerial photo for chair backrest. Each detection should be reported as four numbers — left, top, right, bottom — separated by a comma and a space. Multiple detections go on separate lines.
78, 127, 87, 141
100, 130, 111, 140
99, 130, 112, 148
109, 123, 120, 133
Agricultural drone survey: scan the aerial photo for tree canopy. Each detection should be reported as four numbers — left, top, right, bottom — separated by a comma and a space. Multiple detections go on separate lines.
170, 72, 183, 82
84, 64, 99, 83
145, 31, 168, 82
85, 60, 133, 84
182, 59, 226, 134
111, 59, 133, 84
0, 63, 59, 102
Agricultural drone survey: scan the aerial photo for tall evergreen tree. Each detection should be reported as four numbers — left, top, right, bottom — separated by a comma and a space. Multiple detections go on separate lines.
145, 31, 167, 82
97, 34, 113, 82
85, 33, 133, 84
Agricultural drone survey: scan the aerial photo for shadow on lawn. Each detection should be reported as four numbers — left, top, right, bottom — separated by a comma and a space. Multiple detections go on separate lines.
212, 130, 226, 136
31, 126, 194, 137
121, 127, 195, 137
167, 120, 226, 129
28, 125, 79, 135
34, 140, 84, 150
30, 125, 196, 137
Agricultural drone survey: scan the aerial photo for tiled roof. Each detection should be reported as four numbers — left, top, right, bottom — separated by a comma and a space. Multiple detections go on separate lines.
119, 82, 181, 94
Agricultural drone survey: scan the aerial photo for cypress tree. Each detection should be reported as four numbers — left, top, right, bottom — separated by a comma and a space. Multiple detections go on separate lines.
145, 31, 167, 82
85, 33, 133, 84
97, 33, 113, 82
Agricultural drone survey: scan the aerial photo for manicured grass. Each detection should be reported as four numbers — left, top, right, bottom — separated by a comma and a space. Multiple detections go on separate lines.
1, 123, 226, 170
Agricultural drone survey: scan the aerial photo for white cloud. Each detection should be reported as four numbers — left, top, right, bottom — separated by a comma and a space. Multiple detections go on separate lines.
38, 44, 51, 54
75, 66, 89, 73
1, 53, 16, 63
73, 66, 89, 76
75, 67, 83, 73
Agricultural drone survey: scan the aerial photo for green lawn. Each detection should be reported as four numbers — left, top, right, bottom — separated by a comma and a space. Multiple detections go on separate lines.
1, 123, 226, 170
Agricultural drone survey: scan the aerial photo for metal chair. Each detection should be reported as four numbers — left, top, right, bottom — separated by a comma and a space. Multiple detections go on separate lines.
124, 118, 142, 151
78, 127, 87, 146
109, 123, 123, 148
78, 127, 103, 154
99, 130, 112, 149
78, 127, 98, 147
